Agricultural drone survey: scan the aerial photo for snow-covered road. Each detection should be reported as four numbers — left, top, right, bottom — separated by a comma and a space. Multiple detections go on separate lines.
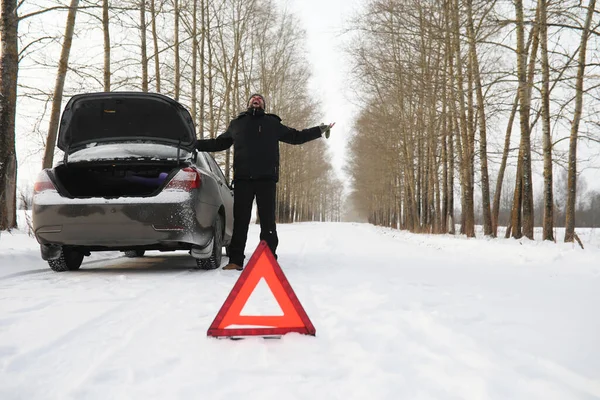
1, 223, 599, 399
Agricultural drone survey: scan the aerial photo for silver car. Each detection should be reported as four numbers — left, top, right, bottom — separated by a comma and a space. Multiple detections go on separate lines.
32, 92, 233, 271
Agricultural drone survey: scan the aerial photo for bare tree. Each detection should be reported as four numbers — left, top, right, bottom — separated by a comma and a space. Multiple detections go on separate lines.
103, 0, 111, 91
492, 93, 518, 236
565, 0, 596, 244
190, 0, 198, 125
451, 0, 475, 237
173, 0, 180, 100
465, 0, 493, 236
140, 0, 149, 92
42, 0, 81, 169
0, 0, 19, 230
514, 0, 536, 240
150, 0, 161, 92
199, 0, 206, 137
539, 0, 553, 241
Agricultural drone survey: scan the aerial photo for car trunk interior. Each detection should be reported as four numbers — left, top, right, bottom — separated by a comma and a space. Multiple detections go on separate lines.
53, 163, 178, 198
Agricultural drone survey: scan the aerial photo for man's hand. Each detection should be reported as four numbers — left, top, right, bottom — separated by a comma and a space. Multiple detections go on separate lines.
320, 122, 335, 139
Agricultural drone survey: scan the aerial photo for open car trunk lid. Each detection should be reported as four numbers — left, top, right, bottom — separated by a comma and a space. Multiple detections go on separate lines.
58, 92, 196, 153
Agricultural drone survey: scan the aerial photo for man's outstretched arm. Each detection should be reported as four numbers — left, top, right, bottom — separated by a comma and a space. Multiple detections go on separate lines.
195, 129, 233, 152
278, 124, 323, 145
279, 121, 334, 144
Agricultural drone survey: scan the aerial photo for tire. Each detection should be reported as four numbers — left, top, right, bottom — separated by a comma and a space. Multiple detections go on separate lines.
47, 247, 84, 272
196, 214, 224, 270
124, 250, 145, 258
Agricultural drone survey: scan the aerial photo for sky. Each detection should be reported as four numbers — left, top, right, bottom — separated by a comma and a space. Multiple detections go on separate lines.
282, 0, 365, 186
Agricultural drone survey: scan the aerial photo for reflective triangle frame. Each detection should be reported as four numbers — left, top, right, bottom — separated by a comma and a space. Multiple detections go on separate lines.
207, 241, 316, 338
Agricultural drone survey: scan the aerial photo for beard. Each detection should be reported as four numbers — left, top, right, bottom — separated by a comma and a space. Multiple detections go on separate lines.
247, 104, 265, 116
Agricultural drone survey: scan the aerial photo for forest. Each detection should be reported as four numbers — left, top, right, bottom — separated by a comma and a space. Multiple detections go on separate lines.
347, 0, 600, 242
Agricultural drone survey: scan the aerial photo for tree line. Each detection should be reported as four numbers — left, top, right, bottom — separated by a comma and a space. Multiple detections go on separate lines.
0, 0, 343, 230
347, 0, 599, 244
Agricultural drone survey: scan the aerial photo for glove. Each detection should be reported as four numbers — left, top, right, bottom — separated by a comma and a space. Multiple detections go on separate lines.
319, 122, 335, 139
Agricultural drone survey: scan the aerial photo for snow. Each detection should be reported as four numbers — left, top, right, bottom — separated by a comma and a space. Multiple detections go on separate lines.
64, 143, 192, 163
240, 277, 285, 317
33, 189, 190, 205
0, 221, 599, 399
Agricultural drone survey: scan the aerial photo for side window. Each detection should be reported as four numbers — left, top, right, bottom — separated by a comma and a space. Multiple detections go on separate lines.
194, 151, 210, 170
204, 153, 228, 184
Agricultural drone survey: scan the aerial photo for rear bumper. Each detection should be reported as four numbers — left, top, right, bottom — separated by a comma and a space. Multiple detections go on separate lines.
32, 191, 217, 249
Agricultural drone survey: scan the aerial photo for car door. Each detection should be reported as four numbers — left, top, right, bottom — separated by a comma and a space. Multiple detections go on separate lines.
202, 153, 234, 242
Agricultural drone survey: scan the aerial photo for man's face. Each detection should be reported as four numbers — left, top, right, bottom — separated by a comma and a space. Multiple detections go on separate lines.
249, 95, 265, 109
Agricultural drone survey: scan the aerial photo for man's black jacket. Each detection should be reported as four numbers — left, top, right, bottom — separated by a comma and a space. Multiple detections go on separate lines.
195, 109, 322, 182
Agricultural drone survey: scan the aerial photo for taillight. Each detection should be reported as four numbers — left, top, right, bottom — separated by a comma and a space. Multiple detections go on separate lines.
33, 170, 57, 194
164, 167, 201, 191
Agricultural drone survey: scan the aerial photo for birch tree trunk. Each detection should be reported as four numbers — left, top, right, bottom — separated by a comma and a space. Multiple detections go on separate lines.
42, 0, 80, 169
444, 0, 455, 234
102, 0, 110, 91
448, 115, 455, 234
140, 0, 149, 92
150, 0, 161, 92
466, 0, 493, 236
207, 0, 214, 138
539, 0, 554, 241
510, 144, 524, 239
565, 0, 596, 243
493, 29, 533, 236
191, 0, 198, 126
441, 73, 449, 234
173, 0, 180, 100
199, 0, 205, 138
514, 0, 535, 240
452, 0, 475, 237
493, 93, 518, 235
0, 0, 19, 230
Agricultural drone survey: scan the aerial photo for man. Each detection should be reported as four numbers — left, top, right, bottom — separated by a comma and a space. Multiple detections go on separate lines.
196, 94, 334, 270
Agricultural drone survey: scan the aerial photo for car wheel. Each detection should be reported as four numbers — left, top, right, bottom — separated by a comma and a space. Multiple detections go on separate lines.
124, 250, 145, 258
48, 247, 84, 272
196, 214, 223, 270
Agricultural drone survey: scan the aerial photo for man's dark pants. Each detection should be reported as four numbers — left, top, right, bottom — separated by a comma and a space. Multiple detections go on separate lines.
228, 179, 278, 266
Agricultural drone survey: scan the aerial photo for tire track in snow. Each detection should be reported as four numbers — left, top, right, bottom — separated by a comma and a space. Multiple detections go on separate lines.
0, 268, 53, 281
0, 254, 123, 282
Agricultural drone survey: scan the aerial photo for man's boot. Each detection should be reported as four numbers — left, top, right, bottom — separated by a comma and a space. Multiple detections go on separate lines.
222, 262, 242, 271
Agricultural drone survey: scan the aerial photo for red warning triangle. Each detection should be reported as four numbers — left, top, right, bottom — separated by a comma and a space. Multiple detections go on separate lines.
207, 241, 316, 338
